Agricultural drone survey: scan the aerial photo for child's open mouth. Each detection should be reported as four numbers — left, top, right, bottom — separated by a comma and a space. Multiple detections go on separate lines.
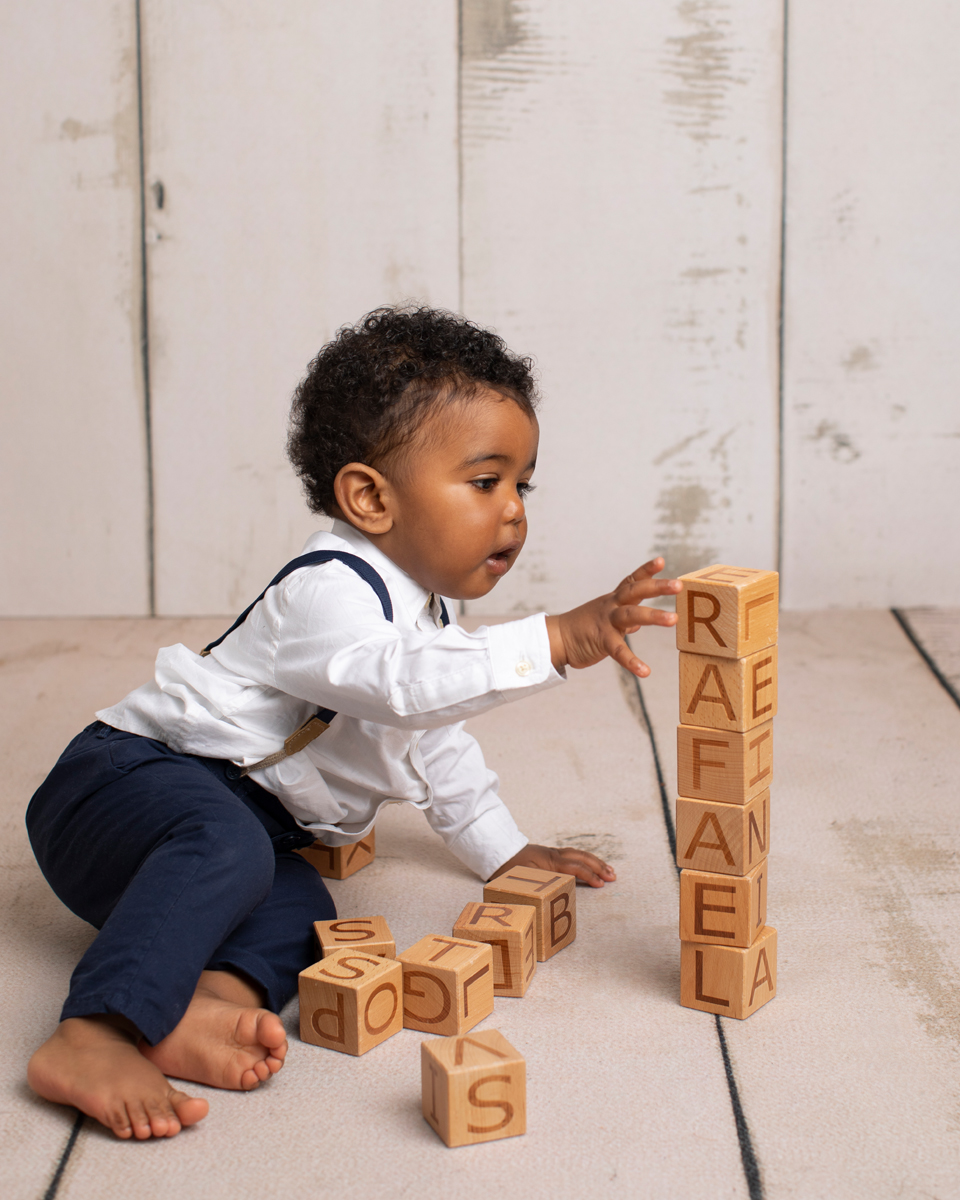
486, 544, 519, 576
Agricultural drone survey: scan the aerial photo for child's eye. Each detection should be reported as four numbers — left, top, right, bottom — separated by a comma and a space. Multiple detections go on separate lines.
517, 481, 536, 497
471, 477, 497, 492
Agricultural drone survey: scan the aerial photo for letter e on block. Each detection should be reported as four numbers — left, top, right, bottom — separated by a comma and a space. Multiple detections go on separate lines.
453, 902, 537, 997
679, 860, 768, 948
483, 866, 576, 961
313, 915, 396, 960
676, 566, 779, 659
421, 1028, 526, 1147
298, 950, 402, 1055
679, 647, 778, 733
680, 927, 777, 1019
296, 830, 376, 879
676, 792, 770, 877
677, 720, 773, 805
398, 936, 494, 1036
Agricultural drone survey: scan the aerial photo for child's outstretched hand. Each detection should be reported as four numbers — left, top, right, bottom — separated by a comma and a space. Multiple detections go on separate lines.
545, 556, 681, 679
492, 844, 616, 888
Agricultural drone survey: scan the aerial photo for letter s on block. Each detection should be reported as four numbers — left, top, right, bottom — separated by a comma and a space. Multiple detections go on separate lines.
466, 1074, 514, 1133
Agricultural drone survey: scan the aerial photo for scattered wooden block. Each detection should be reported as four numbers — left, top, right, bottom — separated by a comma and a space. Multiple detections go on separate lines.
296, 830, 375, 879
483, 866, 576, 961
421, 1029, 526, 1147
313, 915, 395, 960
680, 926, 777, 1018
676, 792, 770, 877
452, 902, 537, 997
677, 719, 773, 805
679, 860, 768, 948
676, 566, 779, 660
398, 936, 495, 1036
679, 646, 777, 733
298, 950, 402, 1055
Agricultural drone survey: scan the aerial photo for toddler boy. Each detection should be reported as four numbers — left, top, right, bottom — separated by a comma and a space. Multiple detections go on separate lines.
26, 307, 680, 1139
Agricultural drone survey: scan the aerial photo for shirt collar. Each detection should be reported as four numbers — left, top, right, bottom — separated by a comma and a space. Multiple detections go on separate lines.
304, 520, 434, 627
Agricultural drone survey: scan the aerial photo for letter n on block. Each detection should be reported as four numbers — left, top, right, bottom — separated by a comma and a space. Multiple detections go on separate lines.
676, 566, 779, 659
296, 830, 376, 879
679, 861, 768, 948
398, 936, 494, 1036
298, 951, 402, 1055
421, 1029, 526, 1147
453, 902, 537, 997
483, 866, 576, 961
677, 720, 773, 805
680, 927, 777, 1019
676, 792, 770, 877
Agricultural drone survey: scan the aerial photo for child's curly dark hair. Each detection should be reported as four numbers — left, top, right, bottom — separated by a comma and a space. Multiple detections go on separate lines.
287, 306, 539, 516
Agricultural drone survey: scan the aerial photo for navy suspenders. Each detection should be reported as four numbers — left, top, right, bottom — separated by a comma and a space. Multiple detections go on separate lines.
201, 550, 449, 774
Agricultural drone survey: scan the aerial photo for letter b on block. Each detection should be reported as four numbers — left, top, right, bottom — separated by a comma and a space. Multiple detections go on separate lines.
298, 951, 402, 1055
483, 867, 576, 961
421, 1029, 526, 1147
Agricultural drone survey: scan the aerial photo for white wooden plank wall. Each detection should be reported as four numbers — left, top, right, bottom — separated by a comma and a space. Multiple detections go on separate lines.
460, 0, 784, 615
780, 0, 960, 608
0, 1, 150, 615
142, 1, 459, 615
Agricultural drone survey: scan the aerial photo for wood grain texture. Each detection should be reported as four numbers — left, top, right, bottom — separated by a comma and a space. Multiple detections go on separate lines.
421, 1028, 526, 1147
677, 720, 773, 805
679, 647, 777, 732
398, 936, 494, 1036
676, 567, 779, 659
483, 866, 576, 961
679, 861, 768, 948
296, 831, 375, 880
453, 901, 537, 997
676, 792, 770, 877
298, 951, 402, 1055
680, 926, 777, 1018
313, 915, 395, 960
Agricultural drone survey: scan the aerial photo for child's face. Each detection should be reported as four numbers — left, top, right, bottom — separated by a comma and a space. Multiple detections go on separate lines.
376, 390, 539, 600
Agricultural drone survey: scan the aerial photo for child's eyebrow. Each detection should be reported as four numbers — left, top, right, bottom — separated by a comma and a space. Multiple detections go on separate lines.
459, 452, 538, 471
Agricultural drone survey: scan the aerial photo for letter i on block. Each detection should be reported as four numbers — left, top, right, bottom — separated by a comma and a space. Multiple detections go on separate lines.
453, 902, 537, 997
421, 1029, 526, 1147
398, 936, 494, 1036
298, 950, 402, 1054
483, 866, 576, 961
680, 927, 777, 1018
297, 830, 376, 879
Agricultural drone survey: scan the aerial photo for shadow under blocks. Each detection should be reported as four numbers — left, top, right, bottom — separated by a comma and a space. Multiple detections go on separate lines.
675, 565, 778, 1018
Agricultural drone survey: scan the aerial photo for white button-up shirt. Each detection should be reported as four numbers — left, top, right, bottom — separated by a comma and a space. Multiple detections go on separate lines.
98, 521, 564, 880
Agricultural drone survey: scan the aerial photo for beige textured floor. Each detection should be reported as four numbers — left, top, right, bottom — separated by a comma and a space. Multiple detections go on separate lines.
2, 609, 959, 1199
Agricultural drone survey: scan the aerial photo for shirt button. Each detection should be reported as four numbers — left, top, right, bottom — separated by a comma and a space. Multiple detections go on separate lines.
515, 660, 534, 677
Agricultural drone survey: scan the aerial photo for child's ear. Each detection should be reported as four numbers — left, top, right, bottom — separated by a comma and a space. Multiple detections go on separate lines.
333, 463, 395, 534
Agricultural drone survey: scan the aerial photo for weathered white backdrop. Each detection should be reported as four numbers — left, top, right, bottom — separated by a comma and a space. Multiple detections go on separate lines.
1, 1, 957, 616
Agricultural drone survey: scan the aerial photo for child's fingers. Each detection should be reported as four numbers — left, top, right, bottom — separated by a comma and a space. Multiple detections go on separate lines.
605, 633, 652, 678
554, 849, 617, 887
612, 603, 678, 632
616, 571, 683, 604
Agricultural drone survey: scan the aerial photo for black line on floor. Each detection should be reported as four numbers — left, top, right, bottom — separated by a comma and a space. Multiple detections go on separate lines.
42, 1110, 84, 1200
715, 1016, 764, 1200
630, 674, 677, 866
775, 0, 790, 581
891, 609, 960, 711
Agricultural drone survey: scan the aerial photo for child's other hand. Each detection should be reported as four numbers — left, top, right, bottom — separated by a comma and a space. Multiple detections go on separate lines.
545, 556, 681, 679
491, 844, 617, 888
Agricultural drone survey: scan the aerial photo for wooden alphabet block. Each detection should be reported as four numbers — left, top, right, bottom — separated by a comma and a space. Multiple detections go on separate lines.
676, 565, 779, 660
296, 830, 375, 879
679, 860, 768, 948
677, 719, 773, 805
398, 936, 494, 1036
676, 792, 770, 877
483, 866, 576, 961
421, 1029, 526, 1147
452, 902, 537, 997
313, 915, 395, 960
679, 647, 777, 733
298, 950, 402, 1055
680, 926, 777, 1018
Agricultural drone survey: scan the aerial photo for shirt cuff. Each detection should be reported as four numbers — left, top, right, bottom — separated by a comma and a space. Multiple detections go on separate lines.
445, 802, 529, 881
486, 613, 560, 695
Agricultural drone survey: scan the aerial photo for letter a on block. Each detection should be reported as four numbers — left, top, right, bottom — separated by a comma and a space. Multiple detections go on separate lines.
421, 1028, 526, 1147
676, 566, 779, 660
680, 927, 777, 1019
676, 793, 770, 877
679, 648, 778, 733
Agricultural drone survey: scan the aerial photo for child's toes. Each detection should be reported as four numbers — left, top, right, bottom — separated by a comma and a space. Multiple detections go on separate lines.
265, 1054, 284, 1075
106, 1103, 134, 1140
126, 1099, 154, 1140
256, 1011, 287, 1051
239, 1067, 263, 1091
171, 1091, 208, 1128
145, 1098, 179, 1138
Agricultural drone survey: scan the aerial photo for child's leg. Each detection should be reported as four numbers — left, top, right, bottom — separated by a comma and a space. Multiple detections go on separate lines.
25, 723, 333, 1137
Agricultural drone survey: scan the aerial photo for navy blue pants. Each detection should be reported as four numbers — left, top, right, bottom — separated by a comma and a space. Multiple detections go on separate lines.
26, 722, 336, 1046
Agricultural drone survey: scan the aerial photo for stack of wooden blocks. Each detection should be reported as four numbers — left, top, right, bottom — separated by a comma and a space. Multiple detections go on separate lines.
295, 855, 578, 1147
675, 565, 779, 1019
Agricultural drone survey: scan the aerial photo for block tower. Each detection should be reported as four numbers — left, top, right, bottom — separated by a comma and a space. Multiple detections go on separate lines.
674, 565, 778, 1019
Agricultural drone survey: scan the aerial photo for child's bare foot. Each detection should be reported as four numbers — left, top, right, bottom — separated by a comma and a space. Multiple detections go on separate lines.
140, 970, 288, 1092
28, 1016, 209, 1139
